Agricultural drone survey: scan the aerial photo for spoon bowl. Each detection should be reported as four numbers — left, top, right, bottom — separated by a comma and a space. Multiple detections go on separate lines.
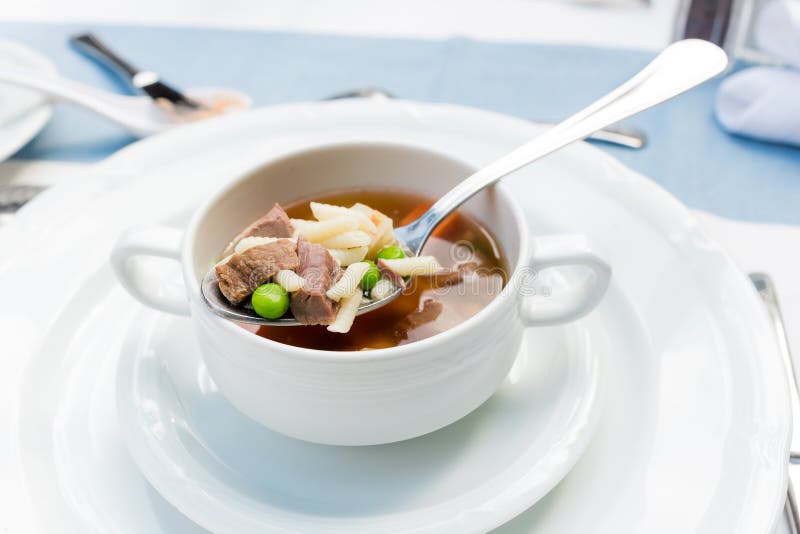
201, 269, 402, 326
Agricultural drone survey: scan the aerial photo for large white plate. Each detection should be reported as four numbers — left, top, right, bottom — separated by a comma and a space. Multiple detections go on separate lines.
0, 40, 54, 161
0, 100, 790, 533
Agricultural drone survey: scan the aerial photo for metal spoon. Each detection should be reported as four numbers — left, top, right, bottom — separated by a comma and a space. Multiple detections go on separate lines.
201, 39, 728, 326
326, 88, 647, 149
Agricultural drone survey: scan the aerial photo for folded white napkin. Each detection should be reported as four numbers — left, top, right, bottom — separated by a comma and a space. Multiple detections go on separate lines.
715, 0, 800, 146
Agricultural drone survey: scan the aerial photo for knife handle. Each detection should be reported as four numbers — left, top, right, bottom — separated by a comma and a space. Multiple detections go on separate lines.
70, 33, 139, 80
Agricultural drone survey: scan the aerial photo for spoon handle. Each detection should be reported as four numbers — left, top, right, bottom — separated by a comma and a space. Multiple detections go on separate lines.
400, 39, 727, 254
71, 33, 140, 79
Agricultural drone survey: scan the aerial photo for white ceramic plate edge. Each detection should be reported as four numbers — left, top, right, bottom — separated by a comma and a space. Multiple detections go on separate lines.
0, 40, 56, 161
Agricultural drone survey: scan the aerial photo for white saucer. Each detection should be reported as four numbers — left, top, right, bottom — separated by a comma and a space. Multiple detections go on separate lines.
0, 40, 54, 161
117, 308, 598, 533
1, 100, 789, 533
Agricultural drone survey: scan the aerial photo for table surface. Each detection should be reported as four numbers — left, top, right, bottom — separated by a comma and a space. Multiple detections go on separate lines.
3, 22, 799, 226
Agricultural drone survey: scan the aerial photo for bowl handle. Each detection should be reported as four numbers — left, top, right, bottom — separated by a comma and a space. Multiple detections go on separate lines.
110, 226, 191, 316
519, 235, 611, 326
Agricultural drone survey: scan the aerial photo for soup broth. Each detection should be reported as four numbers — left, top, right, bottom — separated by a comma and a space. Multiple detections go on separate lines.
255, 189, 508, 350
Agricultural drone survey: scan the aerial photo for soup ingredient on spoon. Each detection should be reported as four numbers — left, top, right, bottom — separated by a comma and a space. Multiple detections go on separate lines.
215, 199, 447, 333
290, 237, 342, 325
274, 269, 305, 292
377, 259, 407, 290
360, 261, 380, 291
369, 278, 396, 301
328, 246, 369, 266
223, 203, 294, 256
291, 217, 359, 243
375, 245, 406, 260
214, 239, 299, 305
251, 283, 290, 319
327, 262, 372, 301
310, 202, 377, 233
350, 202, 395, 257
377, 256, 442, 277
327, 291, 363, 333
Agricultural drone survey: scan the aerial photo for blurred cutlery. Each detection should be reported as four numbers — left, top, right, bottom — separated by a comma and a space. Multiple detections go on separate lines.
0, 184, 46, 226
0, 67, 250, 137
326, 87, 647, 149
71, 32, 203, 111
325, 88, 395, 101
750, 272, 800, 532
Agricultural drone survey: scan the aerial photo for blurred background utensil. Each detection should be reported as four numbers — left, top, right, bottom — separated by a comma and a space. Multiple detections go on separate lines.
750, 272, 800, 533
327, 87, 647, 149
0, 184, 46, 226
71, 32, 204, 110
0, 67, 250, 137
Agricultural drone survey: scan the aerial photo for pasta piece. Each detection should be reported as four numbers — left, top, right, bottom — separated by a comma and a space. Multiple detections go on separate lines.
349, 202, 375, 217
379, 256, 443, 277
370, 219, 396, 257
319, 230, 372, 249
351, 202, 397, 257
327, 291, 363, 333
328, 246, 368, 266
234, 236, 278, 254
274, 269, 305, 292
291, 217, 358, 242
370, 278, 396, 300
310, 202, 377, 233
326, 262, 371, 301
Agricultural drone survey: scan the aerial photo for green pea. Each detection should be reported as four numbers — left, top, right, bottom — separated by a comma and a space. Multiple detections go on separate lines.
360, 260, 381, 291
251, 283, 290, 319
376, 245, 406, 261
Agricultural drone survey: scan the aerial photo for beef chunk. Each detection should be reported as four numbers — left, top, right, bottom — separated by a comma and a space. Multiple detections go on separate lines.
215, 239, 299, 305
224, 203, 294, 255
290, 237, 342, 325
397, 299, 443, 331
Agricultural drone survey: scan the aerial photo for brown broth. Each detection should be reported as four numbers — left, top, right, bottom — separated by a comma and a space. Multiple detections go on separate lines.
252, 189, 508, 351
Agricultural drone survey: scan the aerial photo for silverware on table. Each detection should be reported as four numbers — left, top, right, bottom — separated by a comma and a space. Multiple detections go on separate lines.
0, 184, 46, 225
70, 32, 204, 111
326, 87, 647, 149
750, 273, 800, 533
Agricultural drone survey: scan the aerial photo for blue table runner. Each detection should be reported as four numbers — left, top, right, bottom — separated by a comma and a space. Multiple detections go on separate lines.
1, 22, 798, 224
